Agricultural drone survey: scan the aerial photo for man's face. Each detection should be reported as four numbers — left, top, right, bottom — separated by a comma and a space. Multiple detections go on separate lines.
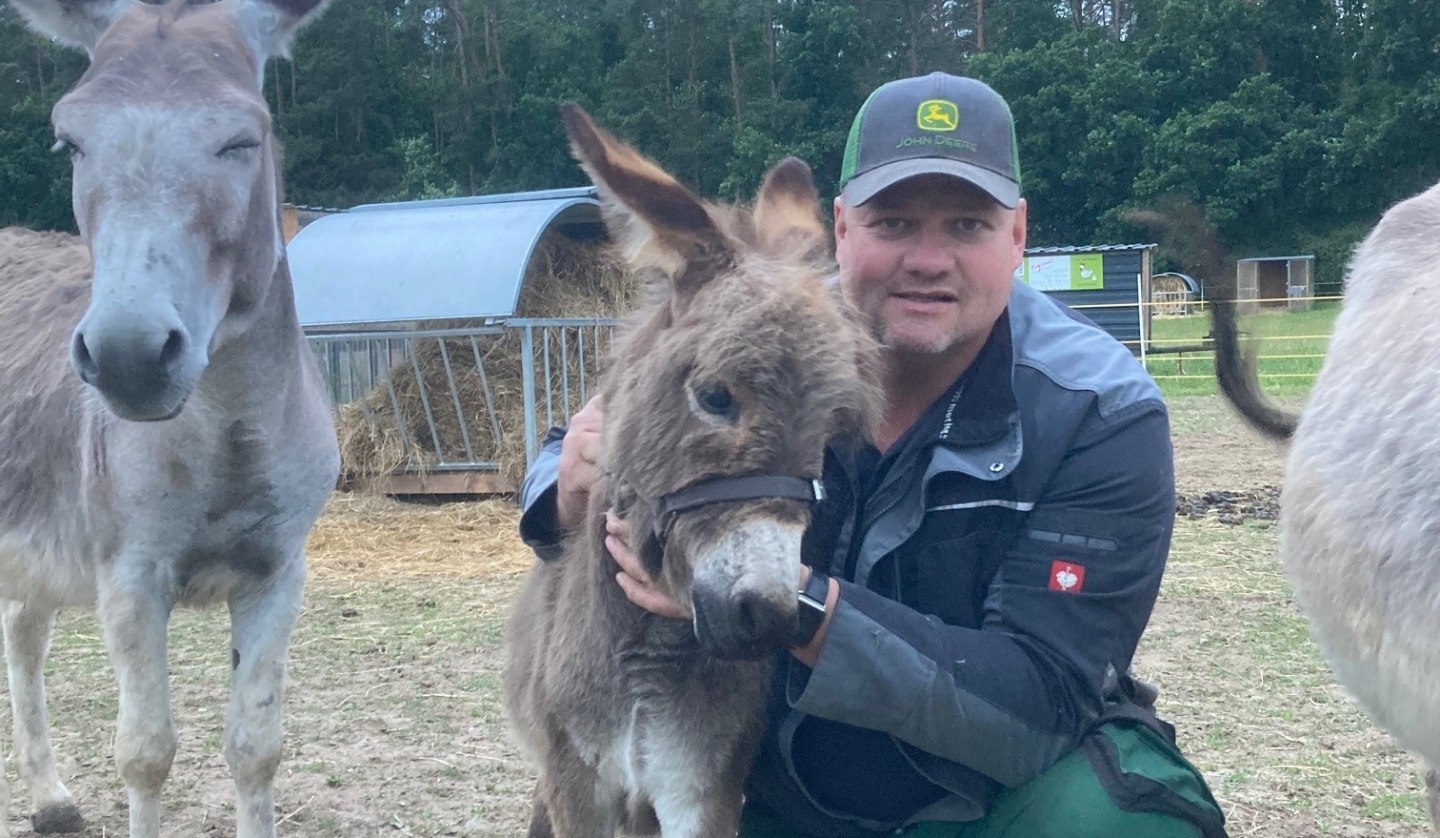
835, 173, 1026, 360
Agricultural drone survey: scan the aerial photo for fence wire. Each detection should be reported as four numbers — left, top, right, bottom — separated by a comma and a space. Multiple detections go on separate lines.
303, 293, 1336, 482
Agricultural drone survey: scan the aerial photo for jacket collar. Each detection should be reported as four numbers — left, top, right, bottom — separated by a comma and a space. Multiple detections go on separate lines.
936, 311, 1017, 447
922, 306, 1024, 483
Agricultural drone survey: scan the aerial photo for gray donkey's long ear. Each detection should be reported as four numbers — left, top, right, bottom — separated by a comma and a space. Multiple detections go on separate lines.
561, 103, 734, 314
230, 0, 335, 61
8, 0, 134, 54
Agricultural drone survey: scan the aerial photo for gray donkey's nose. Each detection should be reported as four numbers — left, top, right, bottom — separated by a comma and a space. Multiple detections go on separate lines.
71, 317, 194, 421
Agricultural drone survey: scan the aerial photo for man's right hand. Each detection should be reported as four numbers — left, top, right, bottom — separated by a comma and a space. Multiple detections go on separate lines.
555, 395, 605, 530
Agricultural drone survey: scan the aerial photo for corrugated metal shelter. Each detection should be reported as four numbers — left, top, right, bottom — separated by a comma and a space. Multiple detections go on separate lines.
1151, 272, 1199, 316
285, 187, 609, 495
1237, 255, 1315, 315
280, 203, 341, 244
287, 186, 603, 329
1017, 244, 1155, 352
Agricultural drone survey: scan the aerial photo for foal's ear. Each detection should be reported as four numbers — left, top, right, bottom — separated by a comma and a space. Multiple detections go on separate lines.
753, 157, 827, 262
231, 0, 335, 61
8, 0, 133, 53
562, 104, 733, 311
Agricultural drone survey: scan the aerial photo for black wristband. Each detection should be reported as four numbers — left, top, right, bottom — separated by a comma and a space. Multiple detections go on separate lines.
792, 571, 830, 648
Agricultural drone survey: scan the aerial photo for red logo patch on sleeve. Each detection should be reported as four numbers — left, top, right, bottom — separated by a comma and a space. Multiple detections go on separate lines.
1049, 560, 1086, 594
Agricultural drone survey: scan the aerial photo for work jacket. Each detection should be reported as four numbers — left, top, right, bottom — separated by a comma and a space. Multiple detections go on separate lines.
519, 280, 1175, 830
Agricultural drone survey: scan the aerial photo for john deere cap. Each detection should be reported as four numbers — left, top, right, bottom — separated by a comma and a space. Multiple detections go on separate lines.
839, 72, 1021, 208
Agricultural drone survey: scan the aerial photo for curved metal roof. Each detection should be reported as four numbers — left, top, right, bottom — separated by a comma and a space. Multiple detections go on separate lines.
1153, 271, 1200, 295
287, 187, 602, 328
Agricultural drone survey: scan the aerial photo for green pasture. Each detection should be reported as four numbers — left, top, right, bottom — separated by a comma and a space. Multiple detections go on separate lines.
1143, 303, 1340, 398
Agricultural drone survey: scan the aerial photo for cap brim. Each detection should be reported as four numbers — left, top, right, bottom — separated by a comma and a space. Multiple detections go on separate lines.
842, 159, 1020, 209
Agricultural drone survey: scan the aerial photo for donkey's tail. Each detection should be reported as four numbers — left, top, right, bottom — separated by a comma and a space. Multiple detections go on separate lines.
1130, 199, 1298, 440
1208, 279, 1297, 440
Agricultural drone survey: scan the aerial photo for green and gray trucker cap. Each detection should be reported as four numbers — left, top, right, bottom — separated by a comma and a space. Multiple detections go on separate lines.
839, 73, 1021, 208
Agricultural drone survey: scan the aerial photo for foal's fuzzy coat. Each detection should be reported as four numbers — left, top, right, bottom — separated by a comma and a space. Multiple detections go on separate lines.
504, 107, 880, 838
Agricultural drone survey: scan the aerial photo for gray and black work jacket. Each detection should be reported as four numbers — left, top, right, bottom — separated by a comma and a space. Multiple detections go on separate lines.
517, 280, 1175, 831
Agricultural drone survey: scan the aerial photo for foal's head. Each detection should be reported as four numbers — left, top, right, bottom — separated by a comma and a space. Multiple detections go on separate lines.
564, 106, 881, 660
11, 0, 331, 420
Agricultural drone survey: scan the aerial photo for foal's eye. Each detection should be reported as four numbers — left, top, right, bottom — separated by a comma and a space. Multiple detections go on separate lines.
694, 385, 735, 419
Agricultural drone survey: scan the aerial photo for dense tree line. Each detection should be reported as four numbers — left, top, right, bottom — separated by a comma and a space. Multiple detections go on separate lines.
3, 0, 1438, 292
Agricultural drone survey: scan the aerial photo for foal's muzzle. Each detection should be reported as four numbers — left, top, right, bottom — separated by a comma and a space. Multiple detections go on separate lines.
692, 578, 795, 660
652, 474, 823, 659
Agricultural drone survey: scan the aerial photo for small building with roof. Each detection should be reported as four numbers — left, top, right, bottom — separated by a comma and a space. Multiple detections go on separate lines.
1236, 255, 1315, 315
1017, 243, 1156, 354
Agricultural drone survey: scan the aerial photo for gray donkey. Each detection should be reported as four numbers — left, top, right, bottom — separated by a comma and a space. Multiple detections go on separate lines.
0, 1, 339, 837
504, 105, 880, 838
1143, 190, 1440, 832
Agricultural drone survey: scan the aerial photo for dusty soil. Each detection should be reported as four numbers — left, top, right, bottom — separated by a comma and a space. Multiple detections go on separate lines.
1168, 394, 1291, 493
0, 394, 1428, 838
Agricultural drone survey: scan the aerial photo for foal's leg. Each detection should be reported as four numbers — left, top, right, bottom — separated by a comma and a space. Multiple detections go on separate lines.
0, 729, 7, 838
524, 786, 556, 838
97, 572, 177, 838
537, 747, 621, 838
646, 726, 752, 838
651, 769, 745, 838
2, 600, 84, 834
225, 557, 304, 838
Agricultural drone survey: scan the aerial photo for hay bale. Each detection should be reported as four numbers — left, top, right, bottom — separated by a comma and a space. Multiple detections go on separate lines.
516, 231, 639, 317
1152, 274, 1194, 317
333, 231, 640, 487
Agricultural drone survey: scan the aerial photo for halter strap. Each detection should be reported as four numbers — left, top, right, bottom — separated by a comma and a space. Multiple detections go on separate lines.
654, 476, 826, 541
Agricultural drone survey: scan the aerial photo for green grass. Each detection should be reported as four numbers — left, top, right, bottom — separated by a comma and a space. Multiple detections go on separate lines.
1144, 302, 1340, 398
1146, 394, 1434, 835
1146, 514, 1431, 836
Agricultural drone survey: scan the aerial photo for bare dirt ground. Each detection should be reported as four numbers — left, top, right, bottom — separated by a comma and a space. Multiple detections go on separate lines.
0, 394, 1428, 837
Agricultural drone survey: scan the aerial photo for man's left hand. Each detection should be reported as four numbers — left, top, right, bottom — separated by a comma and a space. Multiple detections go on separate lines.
605, 512, 690, 619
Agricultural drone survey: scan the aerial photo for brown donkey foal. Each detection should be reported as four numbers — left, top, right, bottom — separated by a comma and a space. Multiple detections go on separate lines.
504, 106, 880, 838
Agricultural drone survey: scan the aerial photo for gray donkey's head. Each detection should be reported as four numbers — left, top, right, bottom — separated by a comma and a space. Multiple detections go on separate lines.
564, 105, 882, 660
11, 0, 331, 420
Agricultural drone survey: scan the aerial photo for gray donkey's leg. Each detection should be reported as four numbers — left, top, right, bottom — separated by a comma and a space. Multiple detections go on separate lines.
525, 787, 555, 838
3, 600, 83, 834
226, 556, 305, 838
1425, 764, 1440, 835
97, 568, 177, 838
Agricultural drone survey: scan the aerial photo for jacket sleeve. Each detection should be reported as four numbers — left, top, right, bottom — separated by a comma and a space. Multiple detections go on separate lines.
517, 426, 569, 560
787, 403, 1174, 789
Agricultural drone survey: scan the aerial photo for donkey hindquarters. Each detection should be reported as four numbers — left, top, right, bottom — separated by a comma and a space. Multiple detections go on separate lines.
1199, 182, 1440, 834
1269, 182, 1440, 834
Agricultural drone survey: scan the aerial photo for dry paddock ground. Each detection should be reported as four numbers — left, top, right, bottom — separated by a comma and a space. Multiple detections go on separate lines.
0, 394, 1428, 837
